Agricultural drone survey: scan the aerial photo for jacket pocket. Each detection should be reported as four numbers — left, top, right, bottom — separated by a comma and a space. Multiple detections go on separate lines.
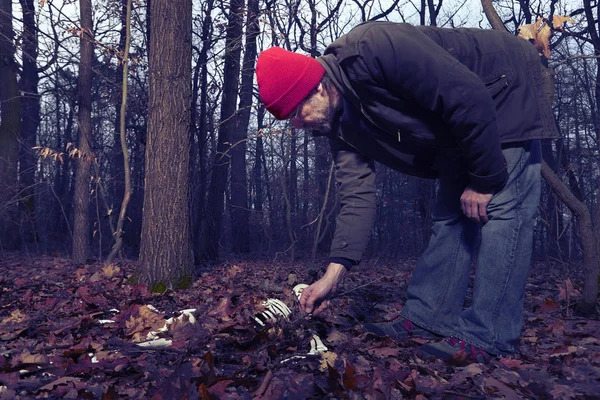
485, 74, 509, 98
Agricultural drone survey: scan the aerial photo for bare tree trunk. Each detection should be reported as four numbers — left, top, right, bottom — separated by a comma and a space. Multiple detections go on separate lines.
542, 161, 599, 311
138, 0, 193, 290
72, 0, 94, 264
481, 0, 508, 32
230, 0, 260, 254
312, 161, 335, 261
19, 0, 40, 247
426, 0, 440, 26
201, 0, 244, 260
191, 0, 214, 263
0, 0, 21, 251
303, 131, 309, 227
252, 105, 266, 252
110, 0, 128, 232
106, 0, 132, 265
281, 168, 295, 261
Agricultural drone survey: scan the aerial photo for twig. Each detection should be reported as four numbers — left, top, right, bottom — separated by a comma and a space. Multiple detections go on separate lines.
442, 391, 485, 399
553, 54, 600, 67
253, 369, 273, 398
49, 181, 73, 240
335, 272, 401, 298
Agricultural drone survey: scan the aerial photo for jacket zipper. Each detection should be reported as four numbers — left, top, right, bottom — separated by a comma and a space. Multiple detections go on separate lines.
487, 74, 508, 89
360, 103, 403, 142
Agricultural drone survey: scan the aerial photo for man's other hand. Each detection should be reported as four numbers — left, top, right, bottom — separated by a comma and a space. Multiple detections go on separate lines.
300, 263, 347, 314
460, 185, 494, 223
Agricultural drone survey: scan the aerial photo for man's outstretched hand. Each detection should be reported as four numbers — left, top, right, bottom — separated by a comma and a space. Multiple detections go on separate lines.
300, 262, 347, 314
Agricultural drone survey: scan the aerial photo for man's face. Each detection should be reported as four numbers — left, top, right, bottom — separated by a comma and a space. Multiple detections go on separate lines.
289, 84, 337, 134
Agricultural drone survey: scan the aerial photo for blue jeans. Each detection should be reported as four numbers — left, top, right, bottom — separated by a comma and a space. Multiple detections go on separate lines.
401, 140, 542, 355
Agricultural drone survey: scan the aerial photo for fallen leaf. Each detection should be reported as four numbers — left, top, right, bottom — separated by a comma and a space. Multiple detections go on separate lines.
13, 349, 49, 365
558, 278, 581, 301
39, 376, 82, 392
102, 263, 121, 278
549, 383, 579, 399
547, 320, 565, 337
125, 305, 166, 342
538, 298, 560, 313
208, 296, 234, 319
482, 376, 519, 398
320, 351, 338, 372
1, 309, 28, 324
550, 345, 581, 358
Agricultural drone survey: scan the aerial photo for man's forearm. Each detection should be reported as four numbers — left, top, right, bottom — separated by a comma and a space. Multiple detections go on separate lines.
322, 262, 347, 290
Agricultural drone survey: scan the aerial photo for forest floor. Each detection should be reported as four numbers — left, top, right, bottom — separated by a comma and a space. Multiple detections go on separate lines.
0, 253, 599, 399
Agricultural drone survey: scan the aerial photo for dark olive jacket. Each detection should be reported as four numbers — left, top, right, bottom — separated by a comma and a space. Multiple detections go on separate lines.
316, 21, 559, 263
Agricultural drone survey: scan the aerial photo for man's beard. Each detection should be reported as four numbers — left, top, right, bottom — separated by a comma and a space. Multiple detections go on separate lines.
310, 97, 340, 136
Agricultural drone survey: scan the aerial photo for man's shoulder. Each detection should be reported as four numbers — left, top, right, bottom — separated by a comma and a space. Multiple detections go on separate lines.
324, 21, 418, 61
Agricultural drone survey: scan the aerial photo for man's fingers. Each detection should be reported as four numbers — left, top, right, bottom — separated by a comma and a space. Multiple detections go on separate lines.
462, 199, 478, 222
461, 197, 489, 223
469, 202, 479, 221
461, 186, 494, 223
299, 288, 308, 308
479, 203, 489, 223
302, 287, 315, 313
313, 300, 330, 315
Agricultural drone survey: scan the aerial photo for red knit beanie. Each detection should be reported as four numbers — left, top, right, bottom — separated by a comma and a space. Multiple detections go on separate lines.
256, 47, 325, 120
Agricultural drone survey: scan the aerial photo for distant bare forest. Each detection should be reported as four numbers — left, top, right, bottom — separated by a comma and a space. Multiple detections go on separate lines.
0, 0, 596, 279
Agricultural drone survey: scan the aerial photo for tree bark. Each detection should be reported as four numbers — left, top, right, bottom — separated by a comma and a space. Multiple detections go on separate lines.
230, 0, 260, 254
110, 0, 128, 232
541, 161, 599, 311
192, 0, 214, 263
481, 0, 508, 31
19, 0, 40, 246
201, 0, 244, 260
0, 0, 21, 250
137, 0, 193, 290
72, 0, 94, 263
106, 0, 132, 265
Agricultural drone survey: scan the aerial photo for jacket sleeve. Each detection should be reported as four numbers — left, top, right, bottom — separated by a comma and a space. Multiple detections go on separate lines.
351, 23, 508, 192
328, 141, 377, 262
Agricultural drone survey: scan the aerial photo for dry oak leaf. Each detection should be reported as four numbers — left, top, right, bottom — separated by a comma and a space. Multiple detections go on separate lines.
558, 278, 581, 301
102, 263, 121, 279
518, 16, 575, 58
125, 305, 166, 342
2, 309, 28, 325
0, 309, 30, 340
319, 351, 338, 372
39, 376, 83, 392
13, 349, 50, 365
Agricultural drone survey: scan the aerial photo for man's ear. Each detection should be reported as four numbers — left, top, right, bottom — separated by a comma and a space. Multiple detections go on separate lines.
316, 82, 325, 95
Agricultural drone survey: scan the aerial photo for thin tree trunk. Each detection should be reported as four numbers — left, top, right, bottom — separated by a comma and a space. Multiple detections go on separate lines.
191, 0, 214, 263
201, 0, 244, 260
106, 0, 132, 265
110, 0, 127, 232
542, 161, 599, 311
230, 0, 259, 254
303, 131, 309, 226
72, 0, 94, 264
0, 0, 21, 251
312, 160, 335, 261
19, 0, 40, 246
252, 106, 266, 253
481, 0, 508, 32
138, 0, 193, 290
